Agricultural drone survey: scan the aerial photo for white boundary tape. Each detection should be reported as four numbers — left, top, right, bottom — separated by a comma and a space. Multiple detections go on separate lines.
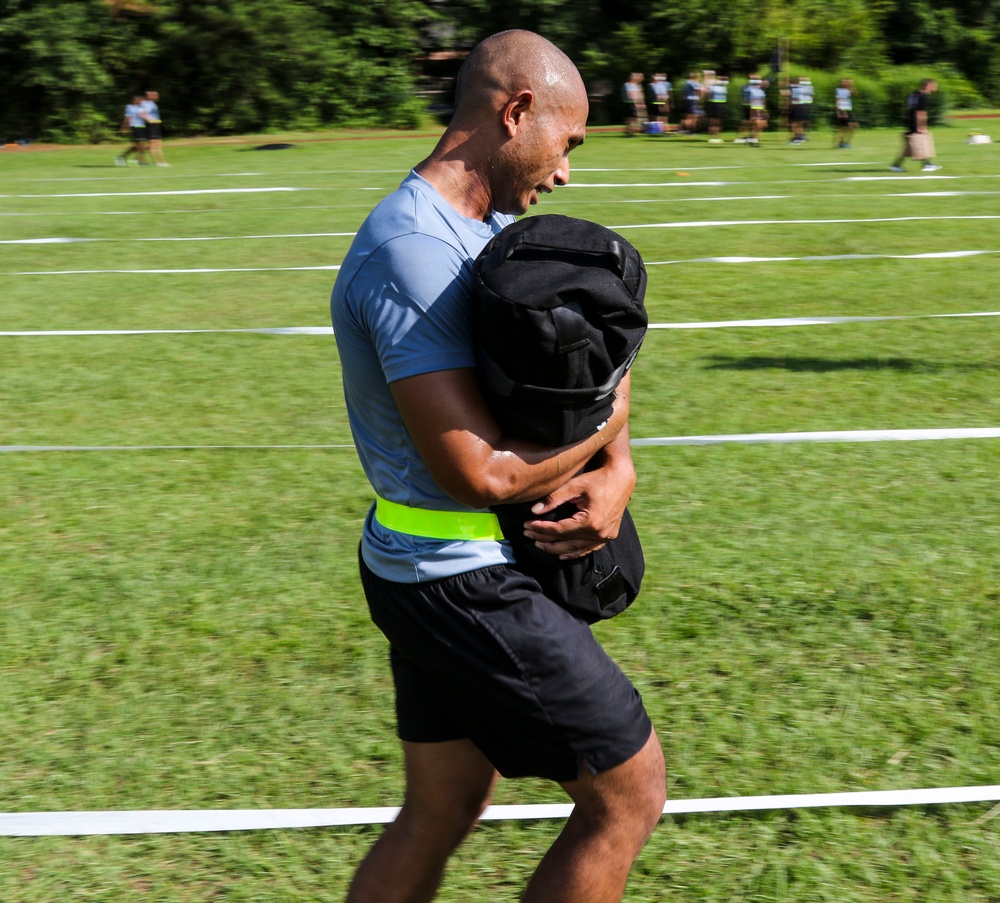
2, 785, 999, 836
4, 309, 1000, 337
5, 265, 342, 276
611, 214, 1000, 231
3, 429, 1000, 454
5, 249, 998, 278
650, 250, 1000, 266
631, 428, 1000, 446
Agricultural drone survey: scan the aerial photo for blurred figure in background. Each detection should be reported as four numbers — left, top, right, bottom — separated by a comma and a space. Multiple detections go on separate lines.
789, 76, 814, 144
648, 73, 672, 131
141, 90, 169, 167
833, 78, 858, 148
622, 72, 646, 136
890, 78, 941, 172
680, 71, 705, 134
115, 93, 149, 166
706, 74, 728, 143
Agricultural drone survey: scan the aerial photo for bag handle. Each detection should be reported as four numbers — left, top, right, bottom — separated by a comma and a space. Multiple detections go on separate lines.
478, 231, 630, 283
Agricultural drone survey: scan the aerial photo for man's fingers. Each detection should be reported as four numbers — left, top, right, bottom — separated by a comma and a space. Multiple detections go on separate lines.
532, 538, 607, 560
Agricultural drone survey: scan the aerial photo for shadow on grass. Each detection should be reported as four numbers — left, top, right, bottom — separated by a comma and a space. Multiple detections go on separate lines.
701, 356, 1000, 373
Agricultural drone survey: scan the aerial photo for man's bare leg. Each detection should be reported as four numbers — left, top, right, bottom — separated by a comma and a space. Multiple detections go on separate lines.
345, 738, 497, 903
521, 729, 666, 903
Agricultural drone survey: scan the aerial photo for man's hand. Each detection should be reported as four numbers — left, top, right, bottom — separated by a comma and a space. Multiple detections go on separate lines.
521, 430, 636, 560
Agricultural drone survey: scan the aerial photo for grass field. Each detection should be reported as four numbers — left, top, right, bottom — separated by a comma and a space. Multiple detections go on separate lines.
2, 120, 1000, 901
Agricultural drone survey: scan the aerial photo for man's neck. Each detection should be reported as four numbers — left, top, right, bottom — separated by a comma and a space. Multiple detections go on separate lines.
414, 136, 493, 222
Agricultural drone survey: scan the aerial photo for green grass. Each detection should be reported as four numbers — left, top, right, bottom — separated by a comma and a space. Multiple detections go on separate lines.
2, 124, 1000, 901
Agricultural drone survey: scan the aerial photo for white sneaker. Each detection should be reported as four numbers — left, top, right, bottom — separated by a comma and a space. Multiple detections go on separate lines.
115, 156, 127, 167
922, 164, 942, 172
889, 165, 905, 172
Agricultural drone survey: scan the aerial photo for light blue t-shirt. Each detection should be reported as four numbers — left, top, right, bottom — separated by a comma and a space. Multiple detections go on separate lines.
125, 103, 145, 128
331, 170, 517, 583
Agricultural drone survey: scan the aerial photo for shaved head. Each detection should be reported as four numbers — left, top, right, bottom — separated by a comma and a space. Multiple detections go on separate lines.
453, 30, 585, 123
417, 30, 588, 220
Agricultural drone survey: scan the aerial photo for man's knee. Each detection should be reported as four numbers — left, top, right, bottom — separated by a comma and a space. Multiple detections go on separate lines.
628, 732, 667, 832
569, 730, 666, 837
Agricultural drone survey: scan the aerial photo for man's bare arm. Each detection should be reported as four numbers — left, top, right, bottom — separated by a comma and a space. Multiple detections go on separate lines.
390, 368, 627, 510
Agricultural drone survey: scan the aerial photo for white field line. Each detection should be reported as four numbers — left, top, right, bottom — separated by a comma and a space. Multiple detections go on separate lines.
6, 192, 1000, 220
3, 172, 995, 202
0, 232, 356, 245
3, 784, 999, 836
609, 214, 1000, 231
4, 429, 1000, 453
4, 265, 342, 275
648, 250, 1000, 265
5, 246, 999, 276
4, 310, 1000, 338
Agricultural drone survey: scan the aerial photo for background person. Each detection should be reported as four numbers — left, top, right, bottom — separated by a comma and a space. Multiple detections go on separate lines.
331, 29, 666, 903
141, 90, 169, 167
834, 78, 858, 148
706, 74, 728, 143
890, 78, 941, 172
743, 76, 768, 145
680, 70, 705, 133
647, 72, 672, 131
622, 71, 647, 136
788, 76, 814, 144
115, 93, 149, 166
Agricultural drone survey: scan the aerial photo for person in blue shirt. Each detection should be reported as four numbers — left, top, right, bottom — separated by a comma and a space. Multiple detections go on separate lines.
115, 94, 149, 166
331, 29, 665, 903
648, 72, 672, 130
140, 90, 169, 167
680, 70, 705, 133
706, 74, 728, 143
789, 77, 814, 144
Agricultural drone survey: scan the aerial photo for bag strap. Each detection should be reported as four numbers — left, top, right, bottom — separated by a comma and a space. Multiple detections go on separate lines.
479, 342, 641, 404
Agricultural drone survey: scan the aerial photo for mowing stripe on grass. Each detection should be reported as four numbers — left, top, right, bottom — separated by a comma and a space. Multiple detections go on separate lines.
2, 784, 999, 836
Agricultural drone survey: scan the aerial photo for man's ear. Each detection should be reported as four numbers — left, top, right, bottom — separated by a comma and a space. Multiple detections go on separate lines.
500, 89, 534, 137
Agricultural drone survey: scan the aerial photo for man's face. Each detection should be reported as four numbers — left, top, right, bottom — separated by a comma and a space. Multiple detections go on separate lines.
491, 85, 588, 217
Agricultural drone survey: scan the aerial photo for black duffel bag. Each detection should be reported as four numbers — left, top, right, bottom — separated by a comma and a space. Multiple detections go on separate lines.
471, 214, 648, 623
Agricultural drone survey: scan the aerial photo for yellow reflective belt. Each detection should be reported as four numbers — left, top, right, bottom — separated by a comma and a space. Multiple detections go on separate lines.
374, 496, 504, 542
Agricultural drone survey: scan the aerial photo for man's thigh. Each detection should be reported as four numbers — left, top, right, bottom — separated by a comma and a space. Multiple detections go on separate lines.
361, 561, 652, 783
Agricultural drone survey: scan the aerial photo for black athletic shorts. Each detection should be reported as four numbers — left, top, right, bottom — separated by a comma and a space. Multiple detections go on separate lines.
359, 555, 652, 783
146, 122, 163, 140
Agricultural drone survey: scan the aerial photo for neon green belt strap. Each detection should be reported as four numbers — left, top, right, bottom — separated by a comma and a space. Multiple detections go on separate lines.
374, 496, 504, 542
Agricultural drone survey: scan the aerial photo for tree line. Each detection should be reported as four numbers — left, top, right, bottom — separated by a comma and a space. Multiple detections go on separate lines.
0, 0, 996, 144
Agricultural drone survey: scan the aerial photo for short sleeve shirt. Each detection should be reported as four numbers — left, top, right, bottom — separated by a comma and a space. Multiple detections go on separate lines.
331, 171, 517, 583
125, 104, 145, 128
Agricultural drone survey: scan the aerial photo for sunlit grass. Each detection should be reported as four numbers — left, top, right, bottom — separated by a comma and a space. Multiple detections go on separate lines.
2, 125, 999, 901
